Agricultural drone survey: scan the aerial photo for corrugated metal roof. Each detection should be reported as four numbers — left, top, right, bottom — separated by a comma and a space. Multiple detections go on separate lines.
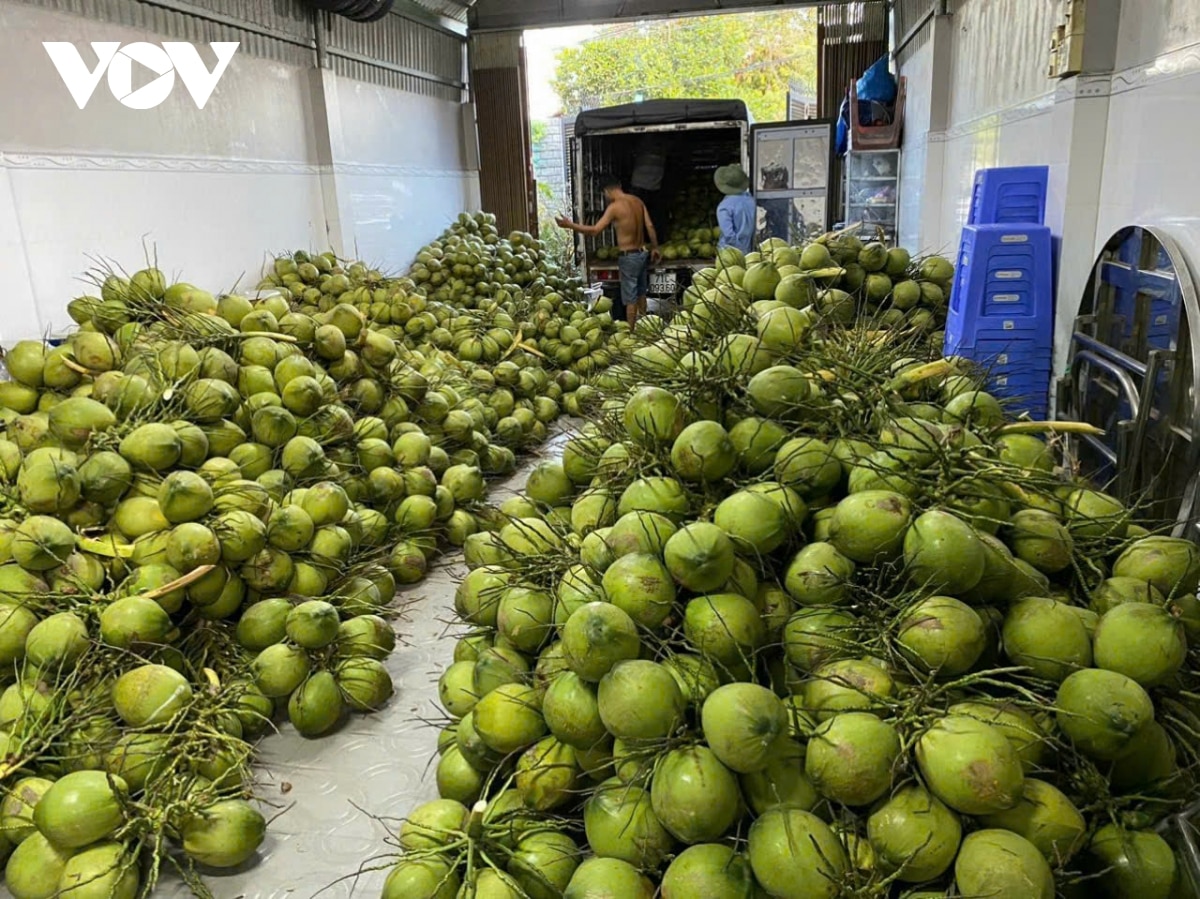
470, 0, 858, 32
408, 0, 471, 23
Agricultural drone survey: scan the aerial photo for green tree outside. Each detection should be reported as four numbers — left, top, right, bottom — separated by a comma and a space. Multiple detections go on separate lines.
551, 11, 818, 122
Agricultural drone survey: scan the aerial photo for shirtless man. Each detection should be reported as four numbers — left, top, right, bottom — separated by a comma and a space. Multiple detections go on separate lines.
557, 175, 660, 325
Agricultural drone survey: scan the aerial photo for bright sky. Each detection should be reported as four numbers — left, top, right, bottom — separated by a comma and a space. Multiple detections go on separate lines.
524, 25, 598, 120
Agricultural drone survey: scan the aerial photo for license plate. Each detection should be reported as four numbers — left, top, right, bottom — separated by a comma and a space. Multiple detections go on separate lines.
650, 271, 677, 294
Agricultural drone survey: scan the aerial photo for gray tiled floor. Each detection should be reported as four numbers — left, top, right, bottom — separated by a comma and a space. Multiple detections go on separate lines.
146, 431, 570, 899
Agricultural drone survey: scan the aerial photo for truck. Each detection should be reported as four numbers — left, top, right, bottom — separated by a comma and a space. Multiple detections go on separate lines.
568, 99, 752, 309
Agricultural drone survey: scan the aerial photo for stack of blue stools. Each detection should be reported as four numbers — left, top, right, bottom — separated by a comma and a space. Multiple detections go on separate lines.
945, 166, 1054, 419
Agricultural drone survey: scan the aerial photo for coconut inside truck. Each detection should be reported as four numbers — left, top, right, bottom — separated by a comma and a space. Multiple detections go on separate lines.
568, 99, 751, 306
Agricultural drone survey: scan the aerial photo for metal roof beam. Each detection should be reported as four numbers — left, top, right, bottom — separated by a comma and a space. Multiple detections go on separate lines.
469, 0, 859, 32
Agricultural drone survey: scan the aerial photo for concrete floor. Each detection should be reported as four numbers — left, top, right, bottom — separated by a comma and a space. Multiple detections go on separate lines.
153, 433, 566, 899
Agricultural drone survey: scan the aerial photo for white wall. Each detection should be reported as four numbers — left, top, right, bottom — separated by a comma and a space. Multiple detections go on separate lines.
327, 74, 479, 271
1096, 4, 1200, 286
0, 1, 479, 342
899, 0, 1059, 260
897, 0, 1200, 364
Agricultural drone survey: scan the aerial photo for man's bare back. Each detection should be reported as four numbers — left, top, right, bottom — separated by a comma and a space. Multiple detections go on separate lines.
606, 193, 648, 251
556, 178, 661, 326
555, 186, 659, 258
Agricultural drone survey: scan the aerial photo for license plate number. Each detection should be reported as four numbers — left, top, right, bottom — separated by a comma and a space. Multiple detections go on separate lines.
650, 271, 677, 294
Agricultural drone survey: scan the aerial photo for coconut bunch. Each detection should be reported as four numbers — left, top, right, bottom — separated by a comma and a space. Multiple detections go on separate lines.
683, 234, 954, 347
0, 227, 627, 897
264, 222, 624, 384
346, 210, 624, 378
374, 285, 1200, 899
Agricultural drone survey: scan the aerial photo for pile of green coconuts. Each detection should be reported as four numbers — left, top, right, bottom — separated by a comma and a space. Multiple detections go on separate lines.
379, 232, 1200, 899
0, 211, 624, 898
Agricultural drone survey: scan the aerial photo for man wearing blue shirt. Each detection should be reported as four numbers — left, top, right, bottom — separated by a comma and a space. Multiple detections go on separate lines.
714, 164, 756, 255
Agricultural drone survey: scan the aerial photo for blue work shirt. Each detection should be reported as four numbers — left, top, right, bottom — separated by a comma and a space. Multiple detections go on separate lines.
717, 192, 757, 254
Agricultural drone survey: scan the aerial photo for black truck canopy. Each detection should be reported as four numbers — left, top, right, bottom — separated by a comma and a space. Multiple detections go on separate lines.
573, 99, 750, 136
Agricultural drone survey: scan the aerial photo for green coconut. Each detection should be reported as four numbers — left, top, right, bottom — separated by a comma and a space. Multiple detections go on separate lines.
729, 416, 789, 474
783, 542, 855, 606
747, 806, 846, 899
805, 711, 900, 806
1092, 601, 1187, 687
1113, 535, 1200, 597
12, 516, 76, 572
947, 700, 1050, 772
1055, 668, 1154, 760
507, 830, 582, 899
179, 799, 266, 869
472, 645, 529, 699
650, 745, 741, 843
597, 660, 684, 741
473, 683, 546, 755
1064, 488, 1127, 541
662, 654, 721, 708
915, 715, 1024, 814
601, 553, 675, 629
617, 476, 690, 522
868, 785, 961, 882
583, 779, 674, 869
1086, 825, 1177, 899
119, 422, 182, 471
1001, 597, 1093, 682
662, 522, 735, 593
701, 683, 786, 774
829, 490, 911, 562
565, 857, 655, 899
561, 601, 640, 682
783, 607, 857, 671
438, 660, 477, 718
33, 770, 126, 849
669, 421, 737, 483
252, 643, 311, 698
24, 610, 89, 671
746, 366, 812, 420
624, 386, 688, 446
954, 829, 1054, 899
898, 595, 986, 676
543, 671, 607, 749
112, 663, 193, 727
335, 657, 393, 712
803, 658, 895, 719
683, 594, 765, 677
47, 396, 116, 449
1, 775, 53, 844
903, 509, 984, 594
76, 451, 132, 505
285, 599, 340, 650
99, 596, 173, 649
712, 489, 788, 556
5, 832, 73, 899
1005, 509, 1074, 574
738, 734, 818, 815
943, 390, 1005, 428
979, 777, 1086, 863
57, 840, 139, 898
381, 857, 460, 899
773, 436, 841, 497
1109, 719, 1178, 791
515, 736, 579, 811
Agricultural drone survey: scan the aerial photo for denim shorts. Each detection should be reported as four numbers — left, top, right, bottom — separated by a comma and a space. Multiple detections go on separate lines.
617, 251, 650, 305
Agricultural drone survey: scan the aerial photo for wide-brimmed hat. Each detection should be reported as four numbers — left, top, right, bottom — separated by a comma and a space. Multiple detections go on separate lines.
714, 164, 750, 195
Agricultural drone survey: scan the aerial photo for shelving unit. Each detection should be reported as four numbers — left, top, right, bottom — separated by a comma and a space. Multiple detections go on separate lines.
844, 148, 900, 242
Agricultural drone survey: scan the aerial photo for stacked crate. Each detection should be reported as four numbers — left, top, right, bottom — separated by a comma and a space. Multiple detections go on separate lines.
945, 167, 1054, 418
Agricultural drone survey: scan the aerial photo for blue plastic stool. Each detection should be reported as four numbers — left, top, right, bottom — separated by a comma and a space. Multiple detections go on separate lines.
946, 224, 1055, 351
968, 166, 1049, 226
